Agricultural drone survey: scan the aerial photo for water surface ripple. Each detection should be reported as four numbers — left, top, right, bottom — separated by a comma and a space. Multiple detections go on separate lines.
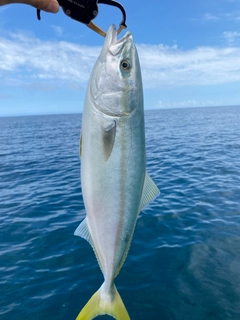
1, 107, 240, 319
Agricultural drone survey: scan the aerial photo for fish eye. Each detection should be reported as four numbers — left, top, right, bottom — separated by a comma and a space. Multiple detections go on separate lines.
120, 60, 131, 71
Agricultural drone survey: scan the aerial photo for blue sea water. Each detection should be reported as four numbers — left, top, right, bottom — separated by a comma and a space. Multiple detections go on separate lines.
1, 106, 240, 320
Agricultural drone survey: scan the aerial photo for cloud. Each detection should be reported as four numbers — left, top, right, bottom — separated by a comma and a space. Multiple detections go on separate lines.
1, 31, 240, 90
202, 11, 240, 22
222, 11, 240, 21
157, 99, 223, 109
223, 31, 240, 44
51, 25, 64, 37
137, 44, 240, 88
0, 31, 99, 87
203, 13, 219, 22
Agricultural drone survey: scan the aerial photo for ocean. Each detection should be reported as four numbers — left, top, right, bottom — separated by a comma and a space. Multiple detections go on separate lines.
1, 106, 240, 320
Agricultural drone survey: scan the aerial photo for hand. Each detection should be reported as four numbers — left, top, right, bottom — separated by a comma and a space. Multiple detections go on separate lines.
0, 0, 60, 13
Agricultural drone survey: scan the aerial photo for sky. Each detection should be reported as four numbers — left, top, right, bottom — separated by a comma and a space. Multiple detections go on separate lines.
0, 0, 240, 116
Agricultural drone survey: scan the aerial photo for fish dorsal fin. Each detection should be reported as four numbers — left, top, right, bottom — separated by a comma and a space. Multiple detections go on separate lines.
101, 120, 116, 161
74, 218, 93, 246
139, 172, 160, 212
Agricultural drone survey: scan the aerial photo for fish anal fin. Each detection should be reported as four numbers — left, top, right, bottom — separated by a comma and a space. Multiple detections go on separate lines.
74, 218, 93, 246
74, 218, 104, 273
139, 172, 160, 212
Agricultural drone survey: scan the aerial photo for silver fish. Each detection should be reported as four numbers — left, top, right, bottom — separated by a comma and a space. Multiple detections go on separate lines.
75, 25, 159, 320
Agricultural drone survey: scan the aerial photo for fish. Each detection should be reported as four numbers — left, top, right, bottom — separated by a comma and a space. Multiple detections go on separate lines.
74, 24, 159, 320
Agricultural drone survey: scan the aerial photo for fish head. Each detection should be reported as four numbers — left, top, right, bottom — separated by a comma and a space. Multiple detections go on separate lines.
90, 25, 143, 117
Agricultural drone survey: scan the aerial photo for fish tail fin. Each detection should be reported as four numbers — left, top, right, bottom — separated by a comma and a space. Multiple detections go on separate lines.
76, 283, 130, 320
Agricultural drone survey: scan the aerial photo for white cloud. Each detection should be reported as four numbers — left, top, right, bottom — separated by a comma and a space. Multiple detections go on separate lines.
157, 99, 223, 109
1, 31, 240, 90
202, 11, 240, 22
203, 13, 219, 21
223, 31, 240, 44
137, 44, 240, 88
0, 31, 99, 87
222, 11, 240, 21
51, 25, 64, 37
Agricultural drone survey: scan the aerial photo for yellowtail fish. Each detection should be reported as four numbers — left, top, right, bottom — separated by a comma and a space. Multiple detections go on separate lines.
74, 24, 159, 320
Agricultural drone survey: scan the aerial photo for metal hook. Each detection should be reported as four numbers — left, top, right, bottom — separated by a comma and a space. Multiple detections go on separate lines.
98, 0, 127, 35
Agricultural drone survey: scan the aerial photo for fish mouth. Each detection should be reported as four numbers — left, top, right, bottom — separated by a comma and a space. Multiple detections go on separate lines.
99, 25, 132, 60
109, 24, 132, 46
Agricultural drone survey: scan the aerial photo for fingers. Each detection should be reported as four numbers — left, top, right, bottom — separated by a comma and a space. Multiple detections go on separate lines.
39, 0, 59, 13
2, 0, 60, 13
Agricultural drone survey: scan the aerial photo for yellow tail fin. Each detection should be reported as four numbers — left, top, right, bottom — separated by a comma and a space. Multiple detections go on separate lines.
76, 283, 130, 320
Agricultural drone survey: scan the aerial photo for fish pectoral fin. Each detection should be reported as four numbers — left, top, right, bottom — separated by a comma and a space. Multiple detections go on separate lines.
139, 172, 160, 212
101, 119, 116, 161
74, 218, 93, 246
76, 283, 130, 320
